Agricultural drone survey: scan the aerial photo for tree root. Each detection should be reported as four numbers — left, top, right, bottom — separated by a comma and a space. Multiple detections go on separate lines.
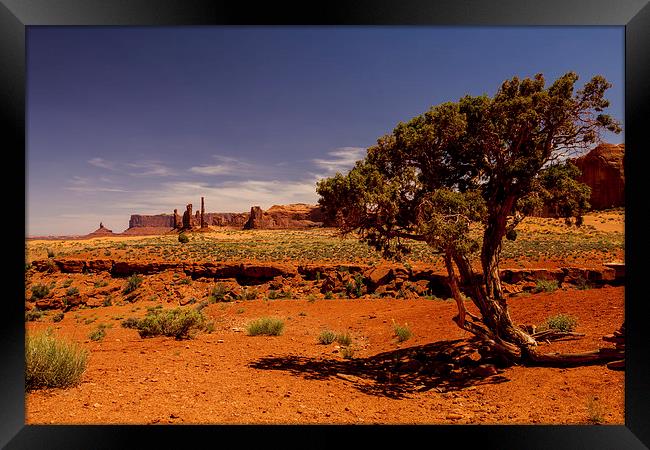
524, 347, 624, 367
531, 329, 585, 342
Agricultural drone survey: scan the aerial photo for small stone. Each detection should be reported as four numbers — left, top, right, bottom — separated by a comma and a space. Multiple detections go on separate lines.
446, 413, 464, 420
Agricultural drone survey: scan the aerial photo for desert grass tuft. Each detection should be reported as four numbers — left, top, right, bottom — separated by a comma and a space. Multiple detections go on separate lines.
246, 317, 284, 336
317, 329, 337, 345
25, 329, 88, 390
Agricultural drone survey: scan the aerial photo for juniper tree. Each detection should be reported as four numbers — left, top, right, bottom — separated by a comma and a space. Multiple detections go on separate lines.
317, 72, 621, 365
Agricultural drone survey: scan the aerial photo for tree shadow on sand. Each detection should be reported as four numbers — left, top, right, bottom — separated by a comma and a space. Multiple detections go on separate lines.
248, 339, 511, 399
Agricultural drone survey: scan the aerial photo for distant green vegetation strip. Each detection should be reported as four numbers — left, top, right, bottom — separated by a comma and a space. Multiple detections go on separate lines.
27, 227, 623, 264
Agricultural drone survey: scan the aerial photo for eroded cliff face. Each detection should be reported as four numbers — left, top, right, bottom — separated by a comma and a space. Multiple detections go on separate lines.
574, 143, 625, 210
128, 203, 327, 231
243, 204, 325, 229
128, 214, 175, 228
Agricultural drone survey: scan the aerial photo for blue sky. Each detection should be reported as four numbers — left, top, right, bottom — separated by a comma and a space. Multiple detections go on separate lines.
27, 26, 624, 236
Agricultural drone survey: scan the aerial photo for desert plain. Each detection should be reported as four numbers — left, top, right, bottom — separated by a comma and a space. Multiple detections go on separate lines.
24, 209, 625, 425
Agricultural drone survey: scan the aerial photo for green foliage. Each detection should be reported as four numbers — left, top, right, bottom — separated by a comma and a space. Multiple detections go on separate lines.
208, 283, 228, 302
316, 71, 621, 286
336, 332, 352, 346
52, 312, 64, 323
25, 329, 88, 390
122, 274, 143, 295
25, 308, 45, 322
393, 320, 412, 342
239, 287, 259, 300
574, 276, 592, 290
318, 330, 337, 345
533, 279, 559, 293
539, 314, 578, 332
246, 317, 284, 336
340, 346, 355, 359
31, 284, 50, 300
61, 279, 73, 288
102, 295, 113, 307
121, 317, 139, 329
131, 307, 208, 339
178, 233, 190, 244
324, 291, 334, 300
66, 286, 79, 297
88, 324, 109, 341
586, 396, 606, 424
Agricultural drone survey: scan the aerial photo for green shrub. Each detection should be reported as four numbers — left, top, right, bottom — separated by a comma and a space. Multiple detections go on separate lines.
240, 287, 258, 300
132, 308, 207, 339
25, 329, 88, 390
318, 330, 336, 345
66, 286, 79, 297
208, 283, 228, 302
533, 279, 559, 293
194, 300, 209, 312
178, 233, 190, 244
324, 291, 334, 300
102, 295, 113, 307
61, 279, 73, 288
540, 314, 578, 332
341, 346, 355, 359
336, 332, 352, 346
575, 276, 592, 290
94, 280, 109, 288
88, 324, 108, 341
246, 317, 284, 336
393, 321, 412, 342
122, 274, 144, 295
121, 317, 139, 329
25, 308, 45, 322
307, 294, 316, 302
52, 312, 64, 323
586, 396, 606, 424
31, 284, 50, 300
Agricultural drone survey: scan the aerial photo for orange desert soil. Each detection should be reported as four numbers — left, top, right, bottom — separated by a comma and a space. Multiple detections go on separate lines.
26, 285, 624, 425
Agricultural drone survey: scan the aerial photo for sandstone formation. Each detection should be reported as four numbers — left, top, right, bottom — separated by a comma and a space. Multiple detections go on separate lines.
243, 204, 325, 229
28, 257, 624, 310
182, 204, 194, 230
86, 222, 114, 237
128, 214, 174, 228
128, 202, 327, 232
173, 209, 182, 229
200, 197, 207, 228
573, 143, 625, 210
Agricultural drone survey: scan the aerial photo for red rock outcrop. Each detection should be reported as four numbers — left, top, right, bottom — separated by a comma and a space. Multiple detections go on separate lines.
128, 214, 174, 228
244, 204, 325, 229
573, 143, 625, 210
86, 223, 114, 237
128, 203, 328, 231
182, 204, 194, 230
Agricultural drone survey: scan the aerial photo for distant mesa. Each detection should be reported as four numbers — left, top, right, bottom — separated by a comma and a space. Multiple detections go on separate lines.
124, 198, 330, 236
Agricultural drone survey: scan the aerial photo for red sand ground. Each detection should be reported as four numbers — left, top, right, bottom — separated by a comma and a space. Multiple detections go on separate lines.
25, 285, 624, 425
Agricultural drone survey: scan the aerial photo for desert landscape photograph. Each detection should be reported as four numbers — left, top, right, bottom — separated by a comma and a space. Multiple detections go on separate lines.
24, 26, 626, 425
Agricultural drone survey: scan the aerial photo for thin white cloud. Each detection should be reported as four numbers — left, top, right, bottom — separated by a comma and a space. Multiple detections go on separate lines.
312, 147, 366, 174
65, 186, 127, 193
127, 160, 176, 177
188, 155, 252, 176
64, 175, 126, 193
88, 157, 117, 170
112, 178, 319, 214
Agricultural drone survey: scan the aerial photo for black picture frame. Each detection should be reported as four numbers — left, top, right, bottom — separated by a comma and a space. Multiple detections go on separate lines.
2, 1, 649, 448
